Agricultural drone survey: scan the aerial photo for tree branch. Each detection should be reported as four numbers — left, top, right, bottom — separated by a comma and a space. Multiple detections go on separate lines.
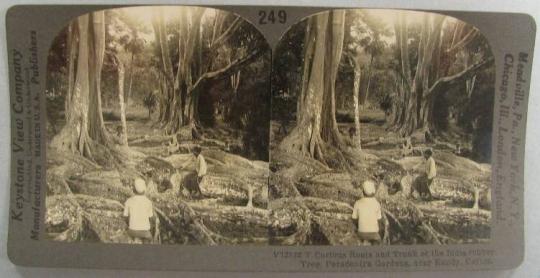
191, 47, 263, 92
211, 17, 242, 51
445, 28, 479, 53
427, 56, 494, 98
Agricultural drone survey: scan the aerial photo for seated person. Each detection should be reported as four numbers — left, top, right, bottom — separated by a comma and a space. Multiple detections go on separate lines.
401, 137, 413, 157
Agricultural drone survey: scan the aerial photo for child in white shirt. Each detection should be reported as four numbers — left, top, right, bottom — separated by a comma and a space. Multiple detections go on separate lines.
124, 178, 156, 243
352, 180, 383, 245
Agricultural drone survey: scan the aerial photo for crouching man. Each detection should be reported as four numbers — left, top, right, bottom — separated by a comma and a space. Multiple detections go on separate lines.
413, 148, 437, 200
191, 146, 206, 198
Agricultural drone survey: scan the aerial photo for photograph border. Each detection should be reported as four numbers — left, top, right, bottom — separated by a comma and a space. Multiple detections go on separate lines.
6, 4, 535, 271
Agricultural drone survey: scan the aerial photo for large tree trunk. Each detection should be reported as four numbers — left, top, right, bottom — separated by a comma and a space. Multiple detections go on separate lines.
65, 22, 78, 118
152, 12, 181, 133
87, 11, 108, 145
393, 13, 416, 135
297, 19, 315, 122
279, 13, 329, 160
180, 8, 204, 129
393, 13, 443, 135
51, 13, 106, 159
392, 13, 492, 136
153, 8, 202, 134
321, 10, 346, 149
280, 10, 347, 164
152, 8, 262, 134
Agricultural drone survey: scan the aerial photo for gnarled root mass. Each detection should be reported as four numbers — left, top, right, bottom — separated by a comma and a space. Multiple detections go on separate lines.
45, 142, 270, 245
269, 146, 491, 245
46, 129, 490, 246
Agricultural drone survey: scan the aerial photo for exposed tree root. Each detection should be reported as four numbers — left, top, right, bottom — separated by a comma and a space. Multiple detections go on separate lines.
269, 197, 312, 245
270, 143, 491, 245
46, 141, 271, 245
46, 194, 128, 243
188, 203, 269, 240
200, 174, 267, 207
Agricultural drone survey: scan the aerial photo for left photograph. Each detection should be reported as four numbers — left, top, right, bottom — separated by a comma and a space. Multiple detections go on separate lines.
45, 6, 271, 245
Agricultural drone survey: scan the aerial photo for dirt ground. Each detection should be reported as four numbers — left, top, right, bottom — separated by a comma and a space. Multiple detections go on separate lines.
270, 108, 491, 245
46, 105, 491, 245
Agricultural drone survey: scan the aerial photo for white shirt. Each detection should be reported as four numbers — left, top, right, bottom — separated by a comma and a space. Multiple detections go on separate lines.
123, 195, 154, 231
352, 198, 382, 233
197, 154, 207, 177
425, 157, 437, 179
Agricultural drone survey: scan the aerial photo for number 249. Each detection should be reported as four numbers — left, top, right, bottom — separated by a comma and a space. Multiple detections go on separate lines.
258, 10, 287, 24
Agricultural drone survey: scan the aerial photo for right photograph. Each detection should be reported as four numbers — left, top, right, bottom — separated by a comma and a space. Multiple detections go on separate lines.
270, 9, 495, 245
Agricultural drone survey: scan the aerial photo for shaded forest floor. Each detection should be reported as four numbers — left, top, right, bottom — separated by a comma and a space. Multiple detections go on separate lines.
46, 106, 269, 245
45, 105, 492, 246
270, 109, 491, 245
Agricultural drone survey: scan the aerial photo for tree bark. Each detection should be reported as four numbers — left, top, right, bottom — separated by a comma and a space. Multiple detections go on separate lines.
280, 10, 347, 164
298, 18, 315, 122
152, 8, 263, 134
65, 22, 78, 118
321, 10, 346, 148
280, 12, 329, 160
116, 59, 129, 146
126, 51, 135, 106
391, 14, 491, 136
87, 11, 109, 145
352, 60, 362, 148
393, 13, 445, 135
152, 12, 181, 132
362, 54, 374, 109
51, 13, 105, 159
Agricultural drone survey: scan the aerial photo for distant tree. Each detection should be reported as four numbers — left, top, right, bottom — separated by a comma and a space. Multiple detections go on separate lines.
152, 8, 266, 134
105, 11, 141, 145
143, 92, 157, 119
342, 10, 388, 147
356, 12, 388, 108
391, 13, 494, 135
113, 11, 148, 106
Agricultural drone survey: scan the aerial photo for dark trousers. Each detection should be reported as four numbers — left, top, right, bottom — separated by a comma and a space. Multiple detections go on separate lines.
414, 174, 434, 199
184, 172, 203, 197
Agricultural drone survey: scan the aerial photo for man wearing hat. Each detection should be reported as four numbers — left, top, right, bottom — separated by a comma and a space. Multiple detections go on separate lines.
352, 180, 383, 245
413, 148, 437, 200
123, 178, 156, 243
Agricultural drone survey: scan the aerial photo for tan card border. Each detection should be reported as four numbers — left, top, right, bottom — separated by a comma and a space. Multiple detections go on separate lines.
5, 5, 535, 271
